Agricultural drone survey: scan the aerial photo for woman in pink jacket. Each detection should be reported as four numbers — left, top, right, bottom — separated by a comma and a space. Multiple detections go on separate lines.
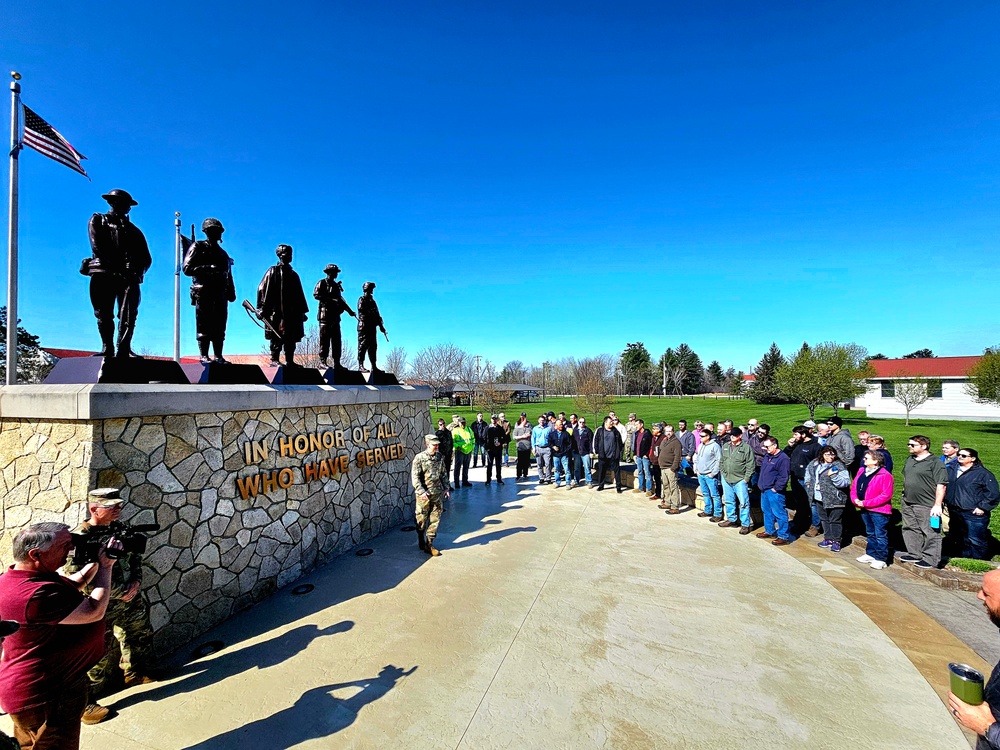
851, 450, 895, 570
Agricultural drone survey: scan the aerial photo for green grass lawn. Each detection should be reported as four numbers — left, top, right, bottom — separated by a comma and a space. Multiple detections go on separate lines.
434, 396, 1000, 534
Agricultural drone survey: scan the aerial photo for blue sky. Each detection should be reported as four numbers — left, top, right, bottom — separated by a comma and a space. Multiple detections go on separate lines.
3, 1, 998, 372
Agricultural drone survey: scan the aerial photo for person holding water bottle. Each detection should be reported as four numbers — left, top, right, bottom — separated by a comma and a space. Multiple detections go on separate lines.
898, 435, 949, 570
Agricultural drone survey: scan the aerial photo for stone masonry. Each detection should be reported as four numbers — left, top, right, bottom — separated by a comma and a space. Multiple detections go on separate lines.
0, 384, 431, 656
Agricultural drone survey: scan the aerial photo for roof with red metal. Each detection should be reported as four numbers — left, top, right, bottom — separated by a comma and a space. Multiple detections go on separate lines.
868, 356, 981, 378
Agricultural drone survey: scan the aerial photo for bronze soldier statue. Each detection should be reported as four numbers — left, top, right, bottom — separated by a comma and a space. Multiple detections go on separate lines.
257, 244, 308, 367
183, 218, 236, 363
86, 189, 152, 358
313, 264, 355, 368
357, 281, 387, 372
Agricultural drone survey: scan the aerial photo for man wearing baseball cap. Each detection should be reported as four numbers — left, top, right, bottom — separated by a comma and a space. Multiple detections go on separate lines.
411, 435, 450, 556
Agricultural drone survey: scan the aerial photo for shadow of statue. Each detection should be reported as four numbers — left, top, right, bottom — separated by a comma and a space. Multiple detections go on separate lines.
111, 621, 353, 712
181, 664, 417, 750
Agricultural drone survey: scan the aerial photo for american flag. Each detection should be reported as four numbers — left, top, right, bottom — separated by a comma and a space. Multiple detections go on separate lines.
21, 104, 89, 178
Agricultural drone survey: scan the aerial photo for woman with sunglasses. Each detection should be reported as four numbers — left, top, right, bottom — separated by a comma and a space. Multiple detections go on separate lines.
804, 445, 851, 552
944, 449, 1000, 560
851, 450, 895, 569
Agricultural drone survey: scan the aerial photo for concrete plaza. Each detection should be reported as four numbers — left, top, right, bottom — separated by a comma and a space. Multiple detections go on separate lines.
4, 464, 978, 749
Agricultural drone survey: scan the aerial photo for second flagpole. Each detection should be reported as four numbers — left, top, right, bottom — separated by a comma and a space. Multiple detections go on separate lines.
6, 71, 21, 385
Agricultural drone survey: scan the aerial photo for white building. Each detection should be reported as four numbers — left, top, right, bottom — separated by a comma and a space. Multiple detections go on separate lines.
856, 356, 1000, 422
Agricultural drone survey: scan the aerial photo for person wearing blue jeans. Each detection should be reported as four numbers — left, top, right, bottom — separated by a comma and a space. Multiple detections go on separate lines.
549, 420, 574, 488
945, 448, 1000, 560
632, 420, 652, 494
757, 437, 792, 544
862, 509, 891, 564
719, 427, 755, 531
572, 418, 595, 487
694, 429, 723, 521
531, 415, 553, 484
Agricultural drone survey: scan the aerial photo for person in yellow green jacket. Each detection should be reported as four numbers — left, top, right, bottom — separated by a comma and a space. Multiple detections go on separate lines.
451, 417, 475, 488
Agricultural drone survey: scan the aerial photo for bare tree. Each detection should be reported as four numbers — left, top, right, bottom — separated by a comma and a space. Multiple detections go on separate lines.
410, 343, 467, 410
384, 346, 407, 377
890, 373, 930, 426
572, 355, 616, 421
477, 362, 512, 415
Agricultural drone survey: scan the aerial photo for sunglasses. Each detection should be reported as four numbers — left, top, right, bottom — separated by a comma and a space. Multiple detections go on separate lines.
958, 453, 972, 458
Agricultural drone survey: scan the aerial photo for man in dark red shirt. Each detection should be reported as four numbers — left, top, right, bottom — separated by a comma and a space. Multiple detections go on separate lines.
0, 522, 118, 749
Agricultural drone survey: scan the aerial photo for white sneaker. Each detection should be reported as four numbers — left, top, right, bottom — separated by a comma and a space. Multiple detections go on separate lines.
869, 560, 887, 570
856, 554, 875, 564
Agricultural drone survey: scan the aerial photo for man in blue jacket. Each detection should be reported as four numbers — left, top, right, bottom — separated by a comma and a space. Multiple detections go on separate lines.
757, 437, 792, 546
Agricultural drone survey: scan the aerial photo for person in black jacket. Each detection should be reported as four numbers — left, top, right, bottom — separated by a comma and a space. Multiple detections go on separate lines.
548, 419, 575, 488
484, 415, 506, 485
593, 417, 624, 493
946, 449, 1000, 560
573, 418, 595, 487
471, 413, 488, 468
787, 426, 823, 536
435, 419, 455, 491
948, 568, 1000, 746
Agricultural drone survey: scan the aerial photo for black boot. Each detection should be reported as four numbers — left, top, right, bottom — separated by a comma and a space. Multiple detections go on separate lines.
415, 528, 426, 551
198, 340, 211, 364
95, 320, 115, 358
213, 340, 227, 364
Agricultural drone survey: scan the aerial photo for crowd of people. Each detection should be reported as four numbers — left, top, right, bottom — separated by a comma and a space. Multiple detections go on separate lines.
453, 410, 1000, 570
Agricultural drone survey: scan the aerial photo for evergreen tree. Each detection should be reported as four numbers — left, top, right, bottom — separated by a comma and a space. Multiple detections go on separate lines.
0, 307, 53, 384
619, 342, 655, 394
706, 360, 725, 387
749, 342, 787, 404
675, 343, 704, 394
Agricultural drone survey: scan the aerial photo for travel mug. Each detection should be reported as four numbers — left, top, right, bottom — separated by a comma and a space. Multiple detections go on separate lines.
949, 663, 984, 705
930, 514, 941, 530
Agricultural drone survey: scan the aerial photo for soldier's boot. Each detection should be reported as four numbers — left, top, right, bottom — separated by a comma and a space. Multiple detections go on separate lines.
269, 344, 282, 367
284, 343, 300, 367
415, 528, 427, 551
198, 339, 211, 364
319, 357, 328, 367
116, 324, 139, 359
96, 320, 115, 358
212, 340, 227, 364
425, 538, 441, 557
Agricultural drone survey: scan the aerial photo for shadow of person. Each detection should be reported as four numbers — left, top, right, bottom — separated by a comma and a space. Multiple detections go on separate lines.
110, 620, 353, 712
447, 526, 538, 549
181, 664, 417, 750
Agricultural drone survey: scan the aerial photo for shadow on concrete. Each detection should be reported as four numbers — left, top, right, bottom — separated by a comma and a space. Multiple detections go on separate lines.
110, 621, 355, 711
448, 526, 538, 549
180, 664, 417, 750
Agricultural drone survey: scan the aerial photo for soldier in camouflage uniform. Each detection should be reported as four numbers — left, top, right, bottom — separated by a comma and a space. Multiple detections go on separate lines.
411, 434, 450, 557
64, 489, 156, 720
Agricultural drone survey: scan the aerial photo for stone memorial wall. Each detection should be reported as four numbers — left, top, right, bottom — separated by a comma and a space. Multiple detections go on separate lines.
0, 383, 431, 655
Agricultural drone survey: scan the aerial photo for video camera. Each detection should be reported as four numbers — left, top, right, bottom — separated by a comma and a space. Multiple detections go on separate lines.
70, 520, 160, 565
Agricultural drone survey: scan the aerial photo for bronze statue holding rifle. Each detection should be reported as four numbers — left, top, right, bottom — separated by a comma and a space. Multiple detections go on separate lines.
256, 244, 308, 367
313, 264, 355, 368
183, 218, 236, 363
357, 281, 387, 373
85, 189, 152, 358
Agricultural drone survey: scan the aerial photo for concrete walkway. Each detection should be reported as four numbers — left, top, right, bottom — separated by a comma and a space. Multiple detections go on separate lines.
3, 466, 974, 749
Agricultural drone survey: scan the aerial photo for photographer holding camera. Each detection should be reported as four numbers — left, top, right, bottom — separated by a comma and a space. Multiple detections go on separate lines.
0, 522, 120, 749
64, 488, 157, 724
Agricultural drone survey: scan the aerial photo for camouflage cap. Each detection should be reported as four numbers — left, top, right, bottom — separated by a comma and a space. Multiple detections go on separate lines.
425, 434, 440, 445
88, 487, 124, 507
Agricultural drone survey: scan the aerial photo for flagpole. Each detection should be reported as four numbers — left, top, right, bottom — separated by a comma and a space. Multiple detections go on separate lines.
173, 212, 181, 362
6, 71, 22, 386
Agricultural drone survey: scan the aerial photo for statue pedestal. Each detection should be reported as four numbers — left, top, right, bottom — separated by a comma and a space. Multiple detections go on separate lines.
321, 366, 367, 386
45, 357, 188, 385
0, 381, 431, 657
260, 365, 327, 385
181, 362, 269, 385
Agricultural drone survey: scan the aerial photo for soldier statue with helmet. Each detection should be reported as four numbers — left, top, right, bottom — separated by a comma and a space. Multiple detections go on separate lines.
183, 218, 237, 363
357, 281, 387, 372
256, 244, 309, 367
85, 189, 152, 359
313, 264, 355, 368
